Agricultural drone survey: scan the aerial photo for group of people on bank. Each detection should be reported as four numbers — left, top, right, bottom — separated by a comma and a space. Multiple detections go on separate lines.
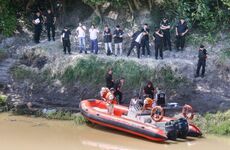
32, 10, 207, 78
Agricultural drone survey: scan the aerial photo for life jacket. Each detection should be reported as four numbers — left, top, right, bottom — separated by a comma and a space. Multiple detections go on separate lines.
144, 98, 154, 109
105, 92, 117, 104
100, 87, 117, 104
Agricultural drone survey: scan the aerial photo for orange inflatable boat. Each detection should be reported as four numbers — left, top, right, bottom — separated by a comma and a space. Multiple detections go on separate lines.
79, 99, 168, 142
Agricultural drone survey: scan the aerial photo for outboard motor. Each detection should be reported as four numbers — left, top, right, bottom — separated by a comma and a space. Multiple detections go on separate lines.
175, 118, 189, 139
165, 120, 177, 140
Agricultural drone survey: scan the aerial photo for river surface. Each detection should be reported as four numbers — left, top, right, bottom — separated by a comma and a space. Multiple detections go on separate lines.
0, 113, 229, 150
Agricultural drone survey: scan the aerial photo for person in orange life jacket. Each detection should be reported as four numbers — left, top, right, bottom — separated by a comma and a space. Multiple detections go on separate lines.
100, 87, 117, 114
44, 9, 56, 41
114, 78, 125, 104
143, 81, 155, 99
176, 18, 189, 51
141, 23, 150, 57
61, 26, 71, 54
143, 97, 155, 111
160, 17, 172, 51
105, 68, 114, 89
155, 87, 166, 107
104, 25, 113, 55
32, 11, 43, 44
195, 45, 207, 78
153, 27, 164, 60
127, 29, 146, 59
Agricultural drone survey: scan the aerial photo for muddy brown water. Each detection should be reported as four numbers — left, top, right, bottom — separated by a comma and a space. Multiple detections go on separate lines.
0, 113, 229, 150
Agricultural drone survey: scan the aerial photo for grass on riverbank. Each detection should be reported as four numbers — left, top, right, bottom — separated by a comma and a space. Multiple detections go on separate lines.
194, 110, 230, 136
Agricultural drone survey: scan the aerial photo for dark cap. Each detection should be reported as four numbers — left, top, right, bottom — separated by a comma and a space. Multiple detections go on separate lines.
200, 45, 205, 48
116, 25, 120, 28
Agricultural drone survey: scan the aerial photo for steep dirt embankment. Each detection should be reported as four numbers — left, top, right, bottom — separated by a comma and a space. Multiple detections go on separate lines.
0, 33, 229, 114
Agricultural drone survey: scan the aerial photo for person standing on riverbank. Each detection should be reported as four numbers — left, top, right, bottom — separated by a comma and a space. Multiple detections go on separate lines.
113, 25, 124, 56
127, 29, 145, 59
153, 27, 164, 59
195, 45, 207, 78
76, 23, 87, 54
114, 78, 125, 104
44, 9, 56, 41
141, 23, 150, 57
104, 25, 113, 55
176, 18, 189, 51
61, 26, 71, 54
32, 11, 43, 44
160, 17, 172, 51
89, 24, 99, 54
105, 68, 114, 89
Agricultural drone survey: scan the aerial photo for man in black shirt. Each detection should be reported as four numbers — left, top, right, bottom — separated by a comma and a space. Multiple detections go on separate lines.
114, 78, 125, 104
153, 27, 164, 59
61, 27, 71, 54
176, 18, 189, 51
44, 9, 56, 41
195, 45, 207, 78
141, 24, 150, 57
32, 11, 43, 44
105, 68, 114, 89
104, 25, 113, 55
160, 17, 172, 51
113, 25, 124, 56
127, 29, 145, 59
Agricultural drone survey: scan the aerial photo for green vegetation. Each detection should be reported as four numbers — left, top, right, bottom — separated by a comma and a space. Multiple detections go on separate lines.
0, 94, 7, 106
0, 0, 17, 36
61, 56, 186, 91
11, 66, 36, 80
217, 48, 230, 64
194, 110, 230, 136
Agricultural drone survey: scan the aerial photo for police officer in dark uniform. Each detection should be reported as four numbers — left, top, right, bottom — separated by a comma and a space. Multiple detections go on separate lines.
141, 24, 150, 57
195, 45, 207, 78
44, 9, 56, 41
160, 17, 172, 51
61, 27, 71, 54
114, 78, 125, 104
32, 11, 43, 44
127, 29, 145, 59
153, 27, 164, 59
176, 18, 189, 51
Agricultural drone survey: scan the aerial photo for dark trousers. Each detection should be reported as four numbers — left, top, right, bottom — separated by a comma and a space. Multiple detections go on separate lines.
127, 41, 141, 58
91, 39, 98, 54
63, 39, 71, 54
47, 24, 55, 40
176, 35, 185, 50
155, 43, 163, 59
141, 40, 150, 56
114, 90, 123, 104
34, 26, 42, 43
163, 33, 171, 50
196, 60, 206, 76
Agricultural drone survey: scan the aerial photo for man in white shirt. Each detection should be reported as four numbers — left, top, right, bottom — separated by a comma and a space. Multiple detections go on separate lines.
89, 25, 99, 54
76, 23, 87, 53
